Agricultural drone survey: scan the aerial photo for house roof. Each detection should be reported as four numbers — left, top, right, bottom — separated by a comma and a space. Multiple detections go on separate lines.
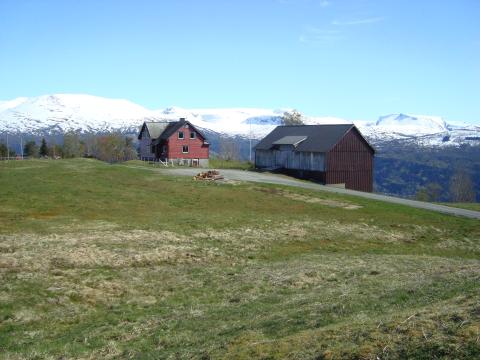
255, 124, 373, 153
139, 119, 208, 145
138, 121, 171, 140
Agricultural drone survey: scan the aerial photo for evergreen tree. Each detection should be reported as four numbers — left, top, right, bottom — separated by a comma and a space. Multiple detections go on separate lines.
0, 143, 8, 157
0, 143, 15, 158
39, 138, 49, 157
24, 140, 39, 158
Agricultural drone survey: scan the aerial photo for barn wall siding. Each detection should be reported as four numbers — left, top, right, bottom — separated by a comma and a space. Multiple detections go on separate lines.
255, 150, 275, 168
326, 128, 374, 192
255, 150, 325, 171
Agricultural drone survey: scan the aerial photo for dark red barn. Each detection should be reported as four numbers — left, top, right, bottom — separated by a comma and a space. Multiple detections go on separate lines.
138, 118, 209, 166
255, 124, 375, 192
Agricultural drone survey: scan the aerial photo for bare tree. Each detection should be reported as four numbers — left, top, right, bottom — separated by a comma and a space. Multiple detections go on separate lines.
449, 169, 476, 202
415, 182, 442, 202
47, 144, 63, 159
82, 135, 99, 158
124, 137, 138, 160
219, 136, 240, 161
63, 132, 82, 158
281, 109, 304, 125
95, 134, 137, 163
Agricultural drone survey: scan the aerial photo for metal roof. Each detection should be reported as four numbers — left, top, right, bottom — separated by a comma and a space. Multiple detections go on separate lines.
255, 124, 365, 153
272, 136, 308, 146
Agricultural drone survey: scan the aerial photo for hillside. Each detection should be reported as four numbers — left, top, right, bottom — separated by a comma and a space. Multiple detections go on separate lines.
0, 159, 479, 359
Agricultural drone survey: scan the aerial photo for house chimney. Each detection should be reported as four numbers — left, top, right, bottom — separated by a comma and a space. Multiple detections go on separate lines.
179, 117, 186, 121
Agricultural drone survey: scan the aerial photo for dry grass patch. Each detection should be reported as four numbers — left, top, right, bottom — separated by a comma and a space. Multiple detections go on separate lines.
253, 187, 362, 209
0, 229, 224, 274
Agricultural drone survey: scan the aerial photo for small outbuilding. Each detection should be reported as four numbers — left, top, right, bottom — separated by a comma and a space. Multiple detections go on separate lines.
255, 124, 375, 192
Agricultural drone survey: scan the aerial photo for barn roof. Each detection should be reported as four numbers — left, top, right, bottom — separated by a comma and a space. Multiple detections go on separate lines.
255, 124, 373, 153
272, 136, 308, 147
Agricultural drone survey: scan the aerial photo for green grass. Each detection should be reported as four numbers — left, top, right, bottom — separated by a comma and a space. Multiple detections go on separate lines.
0, 159, 479, 359
440, 202, 480, 211
208, 157, 254, 170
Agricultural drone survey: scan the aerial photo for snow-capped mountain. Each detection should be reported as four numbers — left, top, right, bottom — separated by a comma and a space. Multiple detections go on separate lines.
360, 113, 480, 146
0, 94, 479, 147
375, 113, 449, 134
0, 94, 158, 134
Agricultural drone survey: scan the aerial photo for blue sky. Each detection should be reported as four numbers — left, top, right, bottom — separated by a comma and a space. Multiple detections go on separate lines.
0, 0, 479, 123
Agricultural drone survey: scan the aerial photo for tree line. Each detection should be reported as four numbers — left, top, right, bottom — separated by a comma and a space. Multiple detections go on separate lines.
415, 169, 476, 203
0, 132, 137, 163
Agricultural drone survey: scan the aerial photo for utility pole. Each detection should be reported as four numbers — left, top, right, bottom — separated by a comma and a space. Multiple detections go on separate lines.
249, 120, 252, 162
6, 132, 9, 162
20, 136, 24, 160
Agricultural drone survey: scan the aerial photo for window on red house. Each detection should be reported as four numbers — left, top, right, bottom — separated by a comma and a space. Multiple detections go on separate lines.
182, 145, 189, 153
178, 131, 184, 139
190, 132, 196, 139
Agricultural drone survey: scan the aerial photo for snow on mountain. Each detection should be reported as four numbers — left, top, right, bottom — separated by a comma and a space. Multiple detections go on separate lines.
0, 94, 161, 134
155, 107, 354, 137
0, 94, 479, 147
359, 113, 480, 146
374, 113, 449, 134
0, 97, 29, 112
154, 107, 286, 137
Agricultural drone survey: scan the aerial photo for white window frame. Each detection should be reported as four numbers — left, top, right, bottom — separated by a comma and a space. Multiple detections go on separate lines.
178, 131, 184, 139
190, 131, 196, 139
182, 145, 189, 154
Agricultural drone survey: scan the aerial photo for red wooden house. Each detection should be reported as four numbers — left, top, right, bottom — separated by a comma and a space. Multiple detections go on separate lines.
138, 118, 209, 166
255, 124, 375, 192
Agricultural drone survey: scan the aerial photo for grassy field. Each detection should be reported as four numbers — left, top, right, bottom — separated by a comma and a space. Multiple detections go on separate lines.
440, 202, 480, 211
0, 159, 479, 359
208, 158, 254, 170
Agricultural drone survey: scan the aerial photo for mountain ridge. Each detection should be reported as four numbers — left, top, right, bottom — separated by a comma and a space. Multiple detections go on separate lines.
1, 94, 479, 147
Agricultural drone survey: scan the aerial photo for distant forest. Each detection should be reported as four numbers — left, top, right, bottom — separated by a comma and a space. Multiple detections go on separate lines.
374, 142, 479, 202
